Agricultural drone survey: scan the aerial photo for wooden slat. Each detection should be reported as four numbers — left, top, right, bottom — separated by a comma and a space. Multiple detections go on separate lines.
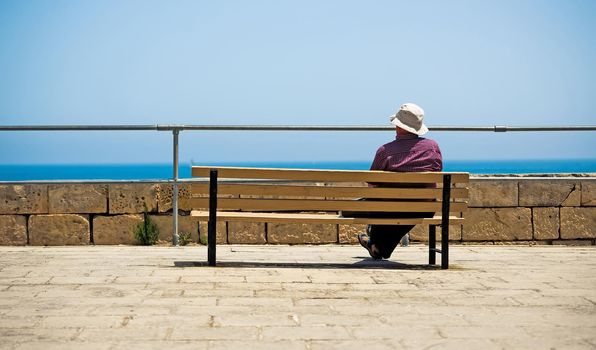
190, 210, 464, 225
190, 183, 469, 199
189, 198, 467, 212
191, 166, 469, 183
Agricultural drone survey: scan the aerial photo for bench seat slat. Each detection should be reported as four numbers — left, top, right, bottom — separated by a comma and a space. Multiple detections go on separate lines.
192, 166, 469, 184
189, 198, 468, 212
190, 210, 463, 225
190, 183, 469, 200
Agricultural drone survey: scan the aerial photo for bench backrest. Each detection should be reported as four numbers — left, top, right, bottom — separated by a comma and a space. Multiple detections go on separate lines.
190, 166, 469, 215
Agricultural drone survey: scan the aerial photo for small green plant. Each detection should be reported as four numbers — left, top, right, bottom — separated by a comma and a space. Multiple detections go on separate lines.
179, 231, 192, 246
134, 212, 159, 245
199, 231, 207, 245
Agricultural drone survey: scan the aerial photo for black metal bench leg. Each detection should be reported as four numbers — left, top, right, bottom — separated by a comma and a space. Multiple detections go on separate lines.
441, 224, 449, 269
208, 170, 218, 267
441, 174, 451, 269
429, 225, 436, 265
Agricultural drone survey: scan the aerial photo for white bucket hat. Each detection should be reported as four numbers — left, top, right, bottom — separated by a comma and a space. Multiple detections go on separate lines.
389, 103, 429, 136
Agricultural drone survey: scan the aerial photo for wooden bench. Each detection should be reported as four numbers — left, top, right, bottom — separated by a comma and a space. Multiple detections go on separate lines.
190, 166, 469, 269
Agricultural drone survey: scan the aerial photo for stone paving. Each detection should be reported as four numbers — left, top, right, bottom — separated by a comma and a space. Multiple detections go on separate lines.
0, 244, 595, 349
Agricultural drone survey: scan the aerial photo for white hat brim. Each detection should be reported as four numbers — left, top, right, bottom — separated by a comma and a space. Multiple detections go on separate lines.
390, 115, 429, 136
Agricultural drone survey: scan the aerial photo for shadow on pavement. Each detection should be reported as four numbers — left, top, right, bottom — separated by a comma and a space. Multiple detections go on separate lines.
173, 259, 438, 270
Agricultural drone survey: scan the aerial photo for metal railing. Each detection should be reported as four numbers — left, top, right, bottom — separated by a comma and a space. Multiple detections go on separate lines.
2, 124, 596, 131
1, 124, 595, 245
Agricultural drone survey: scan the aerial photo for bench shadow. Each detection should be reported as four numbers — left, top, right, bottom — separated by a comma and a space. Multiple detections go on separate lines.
173, 258, 438, 270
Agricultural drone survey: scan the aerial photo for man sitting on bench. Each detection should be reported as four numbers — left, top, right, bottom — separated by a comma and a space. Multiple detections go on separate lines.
358, 103, 443, 259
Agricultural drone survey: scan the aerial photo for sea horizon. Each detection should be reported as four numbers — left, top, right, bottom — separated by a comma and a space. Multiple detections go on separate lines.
1, 159, 596, 181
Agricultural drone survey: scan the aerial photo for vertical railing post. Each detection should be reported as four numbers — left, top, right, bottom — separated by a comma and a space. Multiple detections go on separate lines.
441, 174, 452, 269
172, 128, 180, 246
208, 170, 218, 266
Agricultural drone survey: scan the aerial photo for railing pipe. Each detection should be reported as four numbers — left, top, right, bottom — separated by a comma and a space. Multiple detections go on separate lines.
0, 125, 160, 131
1, 125, 595, 132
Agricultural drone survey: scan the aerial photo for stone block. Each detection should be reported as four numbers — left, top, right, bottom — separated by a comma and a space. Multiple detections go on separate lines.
149, 215, 200, 242
228, 222, 266, 244
267, 223, 337, 244
156, 184, 193, 212
581, 181, 596, 206
0, 215, 27, 245
560, 207, 596, 239
409, 222, 462, 242
339, 224, 366, 244
49, 184, 107, 214
93, 214, 143, 245
462, 208, 532, 241
0, 185, 48, 214
29, 214, 89, 245
519, 180, 580, 207
198, 221, 227, 244
468, 180, 517, 207
109, 184, 158, 214
533, 207, 559, 240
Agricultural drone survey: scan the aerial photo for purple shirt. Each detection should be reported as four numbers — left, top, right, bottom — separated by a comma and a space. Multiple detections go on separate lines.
370, 134, 443, 172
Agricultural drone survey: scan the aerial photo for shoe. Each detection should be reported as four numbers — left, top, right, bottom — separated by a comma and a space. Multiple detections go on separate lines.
358, 233, 382, 260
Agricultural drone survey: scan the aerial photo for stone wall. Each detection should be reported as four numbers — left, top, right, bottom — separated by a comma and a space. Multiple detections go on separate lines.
0, 176, 595, 246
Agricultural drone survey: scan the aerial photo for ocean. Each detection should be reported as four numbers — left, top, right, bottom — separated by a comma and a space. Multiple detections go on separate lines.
1, 159, 595, 181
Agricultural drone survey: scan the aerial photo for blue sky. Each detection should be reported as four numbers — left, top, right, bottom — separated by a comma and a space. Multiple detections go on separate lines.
0, 0, 595, 164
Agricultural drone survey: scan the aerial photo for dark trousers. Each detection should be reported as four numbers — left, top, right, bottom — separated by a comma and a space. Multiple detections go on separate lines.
344, 209, 434, 259
368, 212, 434, 258
367, 223, 413, 259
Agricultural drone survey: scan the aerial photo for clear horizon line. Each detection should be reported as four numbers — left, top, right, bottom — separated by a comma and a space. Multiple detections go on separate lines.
1, 158, 596, 166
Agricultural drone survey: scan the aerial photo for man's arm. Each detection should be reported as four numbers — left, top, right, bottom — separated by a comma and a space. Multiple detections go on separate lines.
431, 142, 443, 171
368, 146, 387, 188
370, 146, 386, 171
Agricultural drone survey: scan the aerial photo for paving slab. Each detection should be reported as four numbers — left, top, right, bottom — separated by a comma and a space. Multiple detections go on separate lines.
0, 244, 595, 349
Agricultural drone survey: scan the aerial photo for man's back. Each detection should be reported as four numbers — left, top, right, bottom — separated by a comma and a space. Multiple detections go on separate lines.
371, 134, 442, 172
